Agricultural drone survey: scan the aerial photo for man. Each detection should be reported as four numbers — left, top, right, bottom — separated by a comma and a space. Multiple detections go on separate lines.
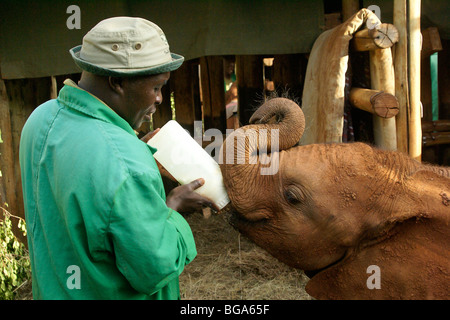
19, 17, 218, 299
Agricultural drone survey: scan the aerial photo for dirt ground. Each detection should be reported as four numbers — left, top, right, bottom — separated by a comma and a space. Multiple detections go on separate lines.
180, 212, 312, 300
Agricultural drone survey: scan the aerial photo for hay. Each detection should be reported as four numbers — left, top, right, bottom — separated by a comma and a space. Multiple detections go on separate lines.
15, 211, 312, 300
180, 213, 312, 300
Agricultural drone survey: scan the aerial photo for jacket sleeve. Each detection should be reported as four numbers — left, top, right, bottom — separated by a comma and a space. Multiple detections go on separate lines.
108, 171, 197, 295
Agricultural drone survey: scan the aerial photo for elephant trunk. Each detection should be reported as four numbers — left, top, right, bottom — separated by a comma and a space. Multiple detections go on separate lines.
219, 98, 304, 217
220, 97, 305, 167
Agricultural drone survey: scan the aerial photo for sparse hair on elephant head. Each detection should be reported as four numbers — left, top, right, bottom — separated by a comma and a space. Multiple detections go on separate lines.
219, 97, 450, 300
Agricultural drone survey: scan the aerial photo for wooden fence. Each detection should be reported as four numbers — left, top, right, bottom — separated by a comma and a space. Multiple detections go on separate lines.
1, 8, 449, 243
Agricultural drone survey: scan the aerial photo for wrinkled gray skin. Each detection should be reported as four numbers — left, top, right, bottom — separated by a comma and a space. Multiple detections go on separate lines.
219, 97, 450, 299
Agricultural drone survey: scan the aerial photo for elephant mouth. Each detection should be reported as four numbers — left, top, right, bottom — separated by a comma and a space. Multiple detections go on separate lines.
304, 250, 348, 279
224, 207, 269, 230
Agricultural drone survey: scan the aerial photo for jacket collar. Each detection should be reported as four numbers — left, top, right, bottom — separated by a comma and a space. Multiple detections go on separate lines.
57, 79, 136, 137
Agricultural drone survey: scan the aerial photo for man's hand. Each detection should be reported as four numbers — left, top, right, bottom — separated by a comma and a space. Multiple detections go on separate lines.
166, 178, 220, 214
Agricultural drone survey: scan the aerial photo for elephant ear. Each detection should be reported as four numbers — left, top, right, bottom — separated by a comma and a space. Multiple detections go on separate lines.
305, 215, 450, 299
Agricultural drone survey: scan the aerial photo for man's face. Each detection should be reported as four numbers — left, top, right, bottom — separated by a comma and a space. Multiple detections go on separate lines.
120, 72, 170, 129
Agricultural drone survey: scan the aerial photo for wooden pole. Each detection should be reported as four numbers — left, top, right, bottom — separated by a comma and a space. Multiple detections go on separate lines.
171, 60, 202, 136
353, 23, 399, 51
50, 76, 58, 99
422, 120, 450, 133
342, 0, 360, 21
349, 88, 399, 118
370, 48, 398, 150
408, 0, 422, 161
200, 56, 227, 132
151, 82, 173, 130
235, 55, 264, 126
393, 0, 410, 154
422, 132, 450, 147
0, 79, 18, 219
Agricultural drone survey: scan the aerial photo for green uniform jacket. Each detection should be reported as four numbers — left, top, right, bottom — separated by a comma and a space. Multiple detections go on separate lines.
19, 80, 197, 299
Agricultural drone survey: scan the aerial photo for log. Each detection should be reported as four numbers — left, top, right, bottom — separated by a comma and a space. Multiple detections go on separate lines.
235, 55, 264, 125
353, 23, 399, 51
272, 54, 306, 100
50, 76, 58, 99
408, 0, 422, 161
349, 88, 399, 118
151, 82, 172, 130
422, 132, 450, 147
422, 120, 450, 133
393, 0, 409, 154
171, 59, 202, 136
342, 0, 360, 21
0, 79, 18, 219
370, 48, 398, 150
421, 27, 443, 58
200, 56, 227, 132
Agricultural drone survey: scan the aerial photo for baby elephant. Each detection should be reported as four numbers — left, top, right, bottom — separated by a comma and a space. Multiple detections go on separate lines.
219, 97, 449, 299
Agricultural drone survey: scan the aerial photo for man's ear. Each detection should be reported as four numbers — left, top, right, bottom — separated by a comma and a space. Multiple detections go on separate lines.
108, 76, 125, 95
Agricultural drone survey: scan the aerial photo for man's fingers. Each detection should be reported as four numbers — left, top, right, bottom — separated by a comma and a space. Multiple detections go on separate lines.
187, 179, 220, 211
189, 178, 205, 190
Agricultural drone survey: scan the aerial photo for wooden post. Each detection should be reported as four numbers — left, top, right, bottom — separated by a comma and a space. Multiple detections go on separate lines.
0, 77, 53, 244
393, 0, 410, 154
349, 88, 399, 118
235, 55, 264, 125
0, 79, 18, 221
408, 0, 422, 161
151, 82, 173, 130
171, 60, 202, 136
342, 0, 360, 21
50, 76, 58, 99
200, 56, 227, 132
370, 48, 398, 150
272, 54, 306, 101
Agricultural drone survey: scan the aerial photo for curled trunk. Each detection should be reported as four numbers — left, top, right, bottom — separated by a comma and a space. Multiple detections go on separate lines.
219, 98, 305, 216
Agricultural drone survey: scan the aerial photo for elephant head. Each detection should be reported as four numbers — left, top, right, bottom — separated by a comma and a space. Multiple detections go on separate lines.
219, 97, 450, 299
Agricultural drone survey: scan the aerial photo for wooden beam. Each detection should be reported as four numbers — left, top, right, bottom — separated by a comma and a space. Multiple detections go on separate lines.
151, 83, 173, 130
349, 88, 399, 118
370, 48, 398, 150
438, 39, 450, 120
200, 56, 226, 132
171, 60, 202, 136
393, 0, 410, 154
422, 132, 450, 147
272, 54, 306, 101
342, 0, 359, 21
422, 120, 450, 133
352, 24, 399, 51
0, 79, 18, 222
421, 27, 443, 58
408, 0, 422, 161
235, 55, 264, 125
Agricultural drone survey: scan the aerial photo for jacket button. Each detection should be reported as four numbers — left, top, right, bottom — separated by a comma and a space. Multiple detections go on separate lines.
111, 44, 119, 51
134, 42, 142, 50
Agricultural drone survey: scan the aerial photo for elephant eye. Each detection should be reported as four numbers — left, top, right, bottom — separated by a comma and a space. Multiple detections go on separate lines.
285, 189, 301, 205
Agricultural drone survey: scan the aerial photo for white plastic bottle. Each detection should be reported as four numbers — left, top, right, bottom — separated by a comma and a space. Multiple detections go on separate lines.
147, 120, 230, 210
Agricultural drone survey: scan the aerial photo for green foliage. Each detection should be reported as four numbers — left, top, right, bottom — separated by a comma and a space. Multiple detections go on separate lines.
0, 207, 30, 300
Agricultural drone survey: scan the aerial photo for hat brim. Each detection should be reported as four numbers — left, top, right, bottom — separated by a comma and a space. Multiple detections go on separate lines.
69, 45, 184, 77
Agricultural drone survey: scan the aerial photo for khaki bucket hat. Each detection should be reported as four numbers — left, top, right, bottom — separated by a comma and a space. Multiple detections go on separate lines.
69, 16, 184, 77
